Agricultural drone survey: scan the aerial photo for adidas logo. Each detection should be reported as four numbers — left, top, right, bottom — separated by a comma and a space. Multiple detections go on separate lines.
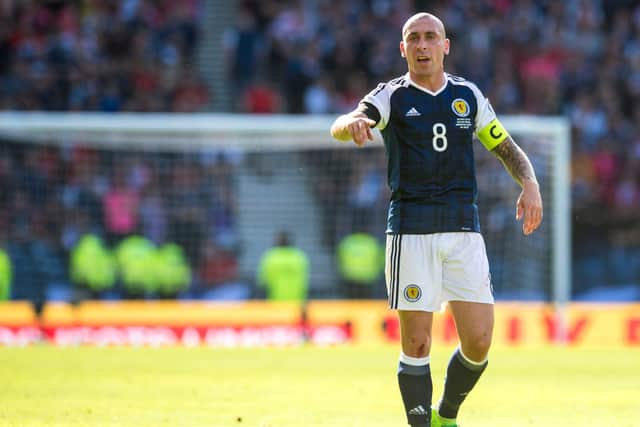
408, 405, 428, 415
405, 107, 421, 117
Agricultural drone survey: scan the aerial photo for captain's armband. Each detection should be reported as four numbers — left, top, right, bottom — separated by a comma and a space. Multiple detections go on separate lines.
477, 118, 510, 151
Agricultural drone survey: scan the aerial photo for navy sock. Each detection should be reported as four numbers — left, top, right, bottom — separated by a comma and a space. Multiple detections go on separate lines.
438, 348, 488, 419
397, 354, 432, 427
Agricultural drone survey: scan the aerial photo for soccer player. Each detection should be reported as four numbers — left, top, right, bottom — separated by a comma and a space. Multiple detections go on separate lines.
330, 12, 543, 427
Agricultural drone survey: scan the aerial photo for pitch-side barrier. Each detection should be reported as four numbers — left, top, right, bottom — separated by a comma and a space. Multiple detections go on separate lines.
0, 301, 638, 347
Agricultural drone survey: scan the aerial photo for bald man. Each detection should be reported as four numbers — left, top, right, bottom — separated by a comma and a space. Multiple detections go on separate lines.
331, 12, 542, 427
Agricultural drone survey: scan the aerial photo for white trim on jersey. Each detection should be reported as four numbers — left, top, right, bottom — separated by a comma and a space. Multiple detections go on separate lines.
362, 90, 390, 130
361, 72, 499, 136
361, 78, 408, 131
406, 73, 448, 96
446, 74, 497, 133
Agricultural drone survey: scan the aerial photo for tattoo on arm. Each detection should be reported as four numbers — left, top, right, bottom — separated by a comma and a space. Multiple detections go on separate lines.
491, 137, 537, 187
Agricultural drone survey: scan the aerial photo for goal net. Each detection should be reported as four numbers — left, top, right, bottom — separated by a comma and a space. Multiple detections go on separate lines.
0, 113, 570, 303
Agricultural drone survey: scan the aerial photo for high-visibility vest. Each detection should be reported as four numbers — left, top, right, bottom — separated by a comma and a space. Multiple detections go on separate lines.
155, 243, 191, 296
70, 235, 116, 292
116, 235, 156, 294
257, 246, 309, 301
337, 233, 383, 285
0, 249, 11, 300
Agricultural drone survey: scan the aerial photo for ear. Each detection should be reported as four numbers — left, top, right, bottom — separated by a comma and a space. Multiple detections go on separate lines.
400, 40, 406, 58
443, 38, 450, 56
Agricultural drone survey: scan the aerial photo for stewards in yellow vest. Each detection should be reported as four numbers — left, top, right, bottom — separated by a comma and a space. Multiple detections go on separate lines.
337, 232, 384, 299
0, 248, 11, 301
115, 235, 156, 297
155, 243, 191, 298
257, 232, 309, 301
70, 234, 116, 295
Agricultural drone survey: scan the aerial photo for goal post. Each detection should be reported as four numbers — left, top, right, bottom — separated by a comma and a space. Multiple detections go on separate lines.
498, 116, 571, 306
0, 112, 570, 304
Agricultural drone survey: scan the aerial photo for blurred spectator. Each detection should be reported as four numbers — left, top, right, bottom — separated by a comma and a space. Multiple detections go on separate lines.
336, 232, 384, 299
0, 235, 11, 301
346, 155, 387, 235
61, 148, 105, 226
198, 240, 238, 290
240, 76, 281, 113
257, 232, 309, 302
204, 153, 238, 240
6, 220, 52, 315
171, 65, 210, 112
103, 169, 139, 245
224, 6, 263, 92
570, 92, 608, 150
139, 180, 168, 246
591, 139, 620, 206
116, 234, 156, 298
70, 233, 117, 298
155, 243, 191, 299
304, 75, 336, 114
197, 239, 249, 301
168, 161, 206, 266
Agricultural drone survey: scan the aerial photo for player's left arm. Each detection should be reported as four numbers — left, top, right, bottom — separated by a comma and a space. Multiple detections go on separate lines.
473, 88, 543, 235
490, 136, 543, 236
475, 113, 542, 235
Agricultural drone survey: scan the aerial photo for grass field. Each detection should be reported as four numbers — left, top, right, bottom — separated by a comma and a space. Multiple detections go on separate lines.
0, 344, 638, 427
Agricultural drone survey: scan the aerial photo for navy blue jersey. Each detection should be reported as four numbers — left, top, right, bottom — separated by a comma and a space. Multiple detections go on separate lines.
361, 73, 500, 235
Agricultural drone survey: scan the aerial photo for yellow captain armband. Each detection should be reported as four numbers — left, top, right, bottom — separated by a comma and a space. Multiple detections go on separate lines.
477, 118, 510, 151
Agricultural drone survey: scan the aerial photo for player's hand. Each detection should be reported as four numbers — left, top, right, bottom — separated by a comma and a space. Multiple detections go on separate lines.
347, 117, 376, 146
516, 179, 543, 235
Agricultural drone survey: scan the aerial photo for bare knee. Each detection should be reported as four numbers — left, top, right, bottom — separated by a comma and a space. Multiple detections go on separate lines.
403, 333, 431, 358
461, 331, 492, 361
398, 311, 433, 358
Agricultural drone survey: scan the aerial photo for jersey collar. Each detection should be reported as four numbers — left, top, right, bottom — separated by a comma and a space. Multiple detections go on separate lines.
406, 72, 448, 96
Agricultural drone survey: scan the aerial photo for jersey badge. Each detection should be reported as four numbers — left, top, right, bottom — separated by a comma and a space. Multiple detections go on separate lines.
404, 285, 422, 302
452, 99, 470, 117
452, 98, 473, 129
405, 107, 421, 117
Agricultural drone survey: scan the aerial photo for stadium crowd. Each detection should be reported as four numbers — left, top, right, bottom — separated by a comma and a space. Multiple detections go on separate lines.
0, 0, 209, 112
1, 0, 639, 303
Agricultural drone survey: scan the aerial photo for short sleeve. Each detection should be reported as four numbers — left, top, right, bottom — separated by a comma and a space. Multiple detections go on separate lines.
467, 84, 497, 130
361, 83, 392, 130
356, 102, 381, 125
469, 83, 509, 150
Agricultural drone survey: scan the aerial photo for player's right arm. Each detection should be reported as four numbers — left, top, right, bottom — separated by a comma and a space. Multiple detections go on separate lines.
331, 82, 391, 146
330, 111, 377, 146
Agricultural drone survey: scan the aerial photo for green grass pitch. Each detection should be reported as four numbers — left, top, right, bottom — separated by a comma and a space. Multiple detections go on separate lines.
0, 344, 638, 426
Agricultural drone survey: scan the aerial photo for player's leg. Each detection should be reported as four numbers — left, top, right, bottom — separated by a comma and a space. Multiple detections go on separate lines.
434, 233, 494, 425
435, 301, 493, 423
398, 310, 434, 427
386, 234, 443, 427
449, 301, 493, 361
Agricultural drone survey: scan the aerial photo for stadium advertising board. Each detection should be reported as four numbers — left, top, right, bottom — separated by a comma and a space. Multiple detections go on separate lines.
0, 301, 638, 347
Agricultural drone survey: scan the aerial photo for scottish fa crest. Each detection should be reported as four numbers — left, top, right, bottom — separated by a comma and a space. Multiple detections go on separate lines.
452, 98, 470, 117
404, 284, 422, 302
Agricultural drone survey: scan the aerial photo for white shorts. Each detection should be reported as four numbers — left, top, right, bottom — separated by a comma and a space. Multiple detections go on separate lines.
385, 233, 494, 311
